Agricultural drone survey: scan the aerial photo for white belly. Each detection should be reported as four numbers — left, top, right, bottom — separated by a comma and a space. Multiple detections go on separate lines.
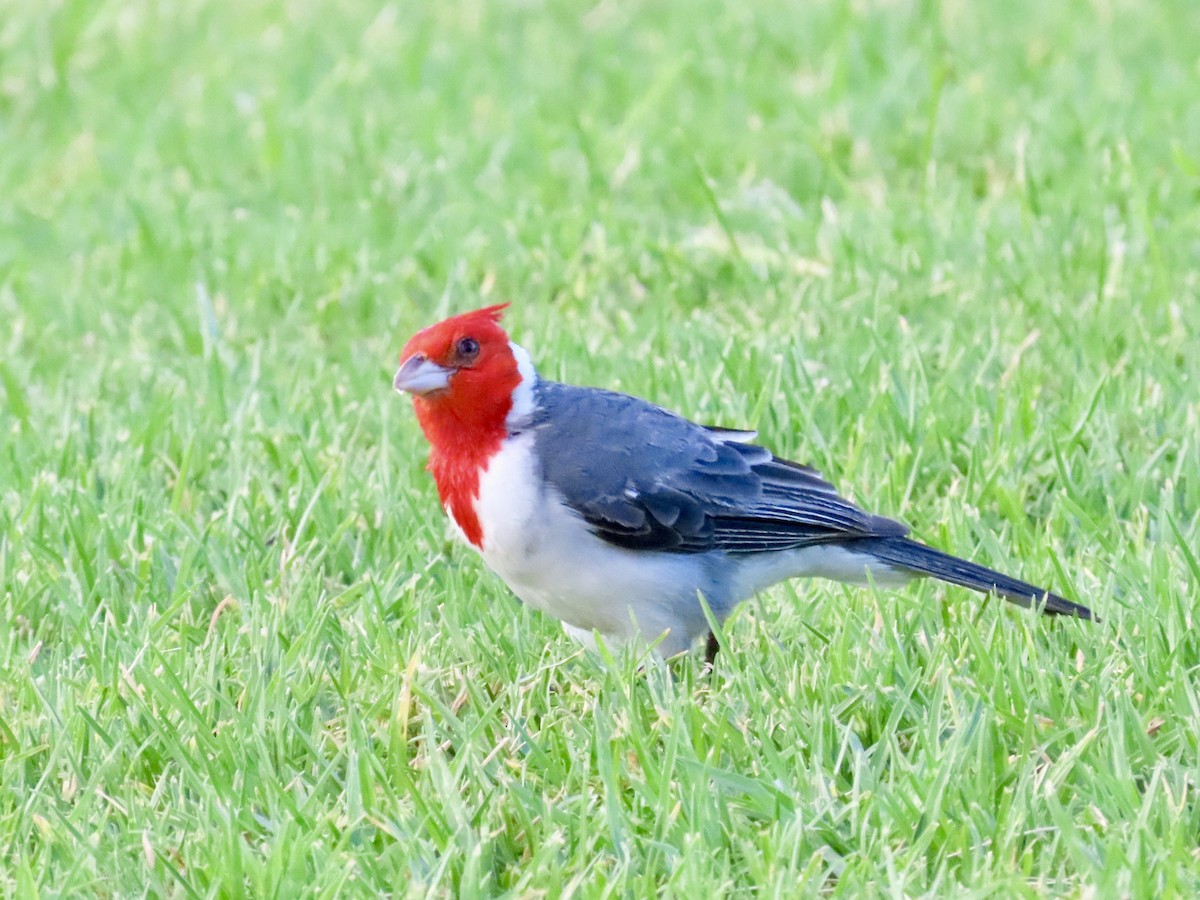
455, 433, 713, 655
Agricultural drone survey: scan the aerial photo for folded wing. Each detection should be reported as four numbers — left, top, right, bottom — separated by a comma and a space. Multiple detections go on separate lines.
529, 381, 907, 554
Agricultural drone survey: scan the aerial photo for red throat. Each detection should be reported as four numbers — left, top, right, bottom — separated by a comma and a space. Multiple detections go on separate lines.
414, 394, 514, 549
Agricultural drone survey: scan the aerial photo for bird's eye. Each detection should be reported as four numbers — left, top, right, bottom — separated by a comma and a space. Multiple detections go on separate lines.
455, 337, 480, 358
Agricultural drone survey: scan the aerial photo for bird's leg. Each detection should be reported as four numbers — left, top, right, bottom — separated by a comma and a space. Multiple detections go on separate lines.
703, 631, 720, 670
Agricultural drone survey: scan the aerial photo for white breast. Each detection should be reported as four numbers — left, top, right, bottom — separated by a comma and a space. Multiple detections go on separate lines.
459, 432, 713, 655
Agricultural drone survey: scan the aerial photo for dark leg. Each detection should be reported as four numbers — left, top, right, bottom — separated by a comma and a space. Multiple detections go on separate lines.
704, 631, 720, 669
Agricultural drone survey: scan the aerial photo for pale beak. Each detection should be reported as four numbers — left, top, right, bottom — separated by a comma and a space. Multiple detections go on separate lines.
393, 354, 452, 396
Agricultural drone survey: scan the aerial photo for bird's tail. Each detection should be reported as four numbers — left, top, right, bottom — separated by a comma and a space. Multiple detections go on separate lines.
855, 536, 1095, 621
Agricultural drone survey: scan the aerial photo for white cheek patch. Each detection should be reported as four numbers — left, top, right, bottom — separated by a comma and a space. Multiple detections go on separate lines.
507, 341, 538, 430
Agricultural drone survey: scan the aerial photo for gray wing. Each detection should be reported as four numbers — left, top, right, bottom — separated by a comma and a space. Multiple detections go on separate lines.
529, 381, 908, 553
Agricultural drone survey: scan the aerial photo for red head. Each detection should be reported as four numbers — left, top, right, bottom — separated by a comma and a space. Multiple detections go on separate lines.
394, 303, 524, 546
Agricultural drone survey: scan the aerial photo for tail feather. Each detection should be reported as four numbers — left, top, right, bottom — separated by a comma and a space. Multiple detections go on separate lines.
857, 536, 1095, 621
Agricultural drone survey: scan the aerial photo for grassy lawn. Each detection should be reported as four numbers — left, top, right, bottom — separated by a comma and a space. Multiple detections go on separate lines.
2, 0, 1199, 894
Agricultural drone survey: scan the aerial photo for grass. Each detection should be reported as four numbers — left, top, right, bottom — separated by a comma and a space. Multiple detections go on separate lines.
2, 0, 1199, 894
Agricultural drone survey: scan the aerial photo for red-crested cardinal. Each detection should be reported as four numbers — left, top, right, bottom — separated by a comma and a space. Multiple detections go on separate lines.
394, 304, 1093, 661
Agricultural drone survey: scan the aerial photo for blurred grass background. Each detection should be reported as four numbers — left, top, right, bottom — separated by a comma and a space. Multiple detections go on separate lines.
1, 0, 1198, 894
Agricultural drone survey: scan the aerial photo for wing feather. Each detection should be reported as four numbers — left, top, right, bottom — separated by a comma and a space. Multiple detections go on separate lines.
530, 381, 906, 554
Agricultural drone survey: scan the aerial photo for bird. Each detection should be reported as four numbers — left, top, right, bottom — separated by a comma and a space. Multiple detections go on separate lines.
393, 303, 1093, 663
